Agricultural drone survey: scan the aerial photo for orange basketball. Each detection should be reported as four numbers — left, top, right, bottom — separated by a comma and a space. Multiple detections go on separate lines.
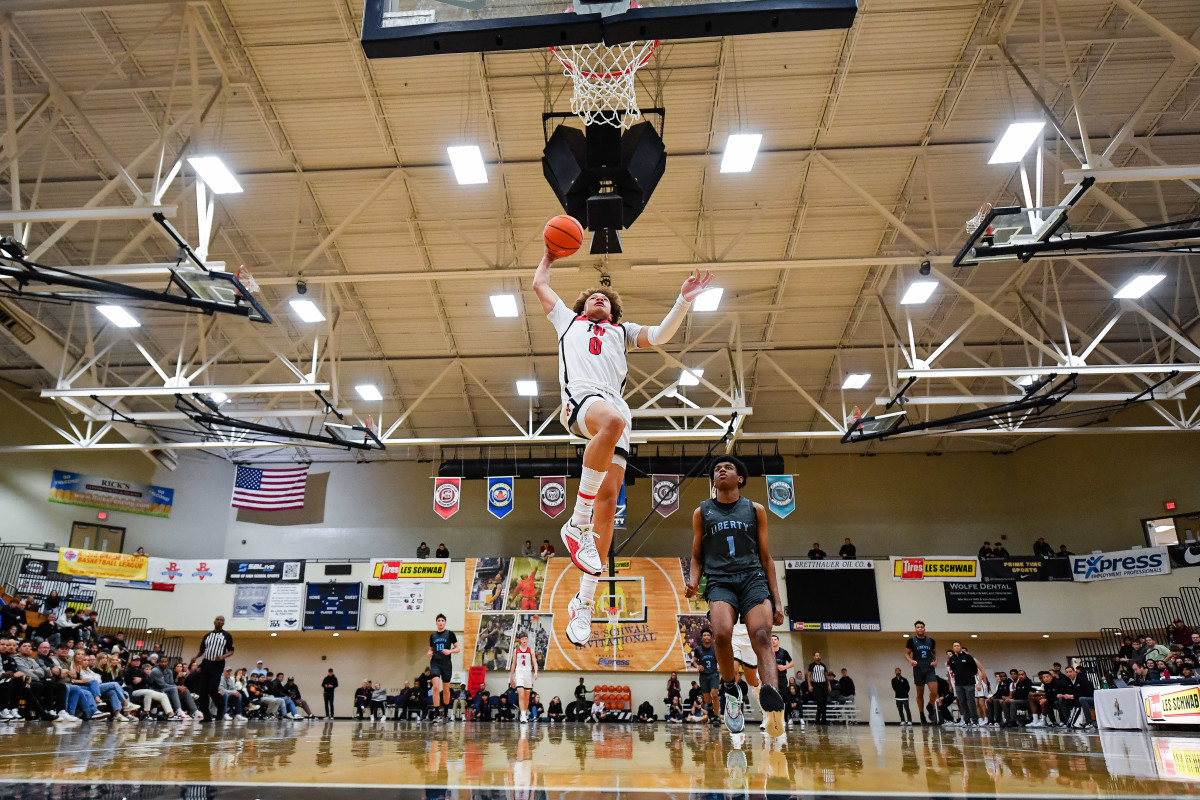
544, 215, 584, 258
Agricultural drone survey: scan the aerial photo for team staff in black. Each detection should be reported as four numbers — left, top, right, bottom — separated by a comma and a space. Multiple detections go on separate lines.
947, 642, 987, 727
321, 668, 338, 718
891, 668, 911, 725
427, 613, 459, 721
685, 456, 787, 738
1057, 666, 1095, 728
194, 615, 234, 723
904, 621, 939, 725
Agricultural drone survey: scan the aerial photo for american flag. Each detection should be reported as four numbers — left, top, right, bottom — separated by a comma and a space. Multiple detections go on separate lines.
231, 465, 308, 510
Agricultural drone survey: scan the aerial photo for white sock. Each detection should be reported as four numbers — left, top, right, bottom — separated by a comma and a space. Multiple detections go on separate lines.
572, 467, 606, 526
578, 573, 599, 603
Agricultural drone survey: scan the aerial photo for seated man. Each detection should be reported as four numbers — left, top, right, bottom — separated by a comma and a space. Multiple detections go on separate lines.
495, 695, 515, 721
985, 671, 1009, 726
475, 691, 493, 721
1057, 666, 1095, 729
685, 698, 709, 724
838, 669, 856, 706
451, 684, 470, 721
588, 697, 606, 723
635, 699, 657, 722
1002, 670, 1034, 727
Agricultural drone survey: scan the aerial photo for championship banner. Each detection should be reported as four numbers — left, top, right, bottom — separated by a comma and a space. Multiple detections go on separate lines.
225, 559, 305, 583
1143, 684, 1200, 725
539, 476, 567, 519
944, 580, 1020, 613
651, 474, 680, 517
980, 555, 1073, 582
464, 557, 706, 673
1167, 543, 1200, 569
146, 557, 227, 584
1069, 547, 1169, 582
433, 477, 461, 520
49, 469, 174, 518
891, 557, 979, 582
57, 547, 147, 581
614, 484, 626, 529
371, 559, 450, 582
765, 475, 795, 518
487, 476, 514, 519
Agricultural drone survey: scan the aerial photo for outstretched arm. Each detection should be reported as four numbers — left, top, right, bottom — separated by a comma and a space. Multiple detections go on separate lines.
684, 508, 703, 599
636, 269, 714, 348
532, 248, 562, 315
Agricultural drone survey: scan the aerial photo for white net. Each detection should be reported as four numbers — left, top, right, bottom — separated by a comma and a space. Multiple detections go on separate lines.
965, 203, 993, 235
551, 40, 659, 129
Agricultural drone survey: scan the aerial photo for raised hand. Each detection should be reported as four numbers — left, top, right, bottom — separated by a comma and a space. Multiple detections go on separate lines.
680, 269, 714, 303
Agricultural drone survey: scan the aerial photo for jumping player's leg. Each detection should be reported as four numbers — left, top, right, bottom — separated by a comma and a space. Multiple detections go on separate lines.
709, 601, 744, 732
744, 600, 786, 737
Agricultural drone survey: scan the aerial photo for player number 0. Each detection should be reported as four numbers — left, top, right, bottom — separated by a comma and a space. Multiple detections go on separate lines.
589, 336, 603, 355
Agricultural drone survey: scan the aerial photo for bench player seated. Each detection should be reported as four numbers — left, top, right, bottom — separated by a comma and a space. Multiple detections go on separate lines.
533, 237, 712, 646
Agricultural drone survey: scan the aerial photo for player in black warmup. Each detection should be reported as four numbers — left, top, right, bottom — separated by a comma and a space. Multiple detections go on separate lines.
685, 456, 786, 738
427, 613, 459, 722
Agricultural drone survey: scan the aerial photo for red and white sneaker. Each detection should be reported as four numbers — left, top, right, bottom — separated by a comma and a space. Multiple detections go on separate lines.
564, 594, 595, 646
560, 521, 603, 575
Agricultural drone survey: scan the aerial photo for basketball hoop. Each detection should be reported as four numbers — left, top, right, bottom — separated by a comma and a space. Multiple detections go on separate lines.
234, 264, 260, 294
965, 203, 993, 235
550, 38, 659, 129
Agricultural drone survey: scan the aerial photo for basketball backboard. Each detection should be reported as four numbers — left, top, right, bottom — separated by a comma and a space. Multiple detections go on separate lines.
840, 410, 905, 444
361, 0, 858, 59
170, 269, 272, 324
953, 178, 1094, 268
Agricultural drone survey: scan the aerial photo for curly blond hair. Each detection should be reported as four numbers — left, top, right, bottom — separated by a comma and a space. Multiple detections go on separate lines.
572, 287, 624, 324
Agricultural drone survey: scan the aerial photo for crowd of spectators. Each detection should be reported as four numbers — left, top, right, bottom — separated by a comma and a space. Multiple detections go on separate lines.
976, 538, 1076, 559
1113, 627, 1198, 685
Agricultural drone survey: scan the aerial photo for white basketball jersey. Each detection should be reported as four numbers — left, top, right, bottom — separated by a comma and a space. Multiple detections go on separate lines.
513, 646, 535, 672
549, 300, 645, 400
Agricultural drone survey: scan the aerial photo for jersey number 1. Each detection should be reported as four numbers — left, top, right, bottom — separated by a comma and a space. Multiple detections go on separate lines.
727, 535, 736, 556
589, 336, 603, 355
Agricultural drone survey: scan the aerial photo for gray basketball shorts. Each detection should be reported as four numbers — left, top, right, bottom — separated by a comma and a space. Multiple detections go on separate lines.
703, 569, 772, 622
699, 672, 720, 693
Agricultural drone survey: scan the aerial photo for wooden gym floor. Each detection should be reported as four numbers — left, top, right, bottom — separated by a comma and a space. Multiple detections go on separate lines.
0, 719, 1195, 798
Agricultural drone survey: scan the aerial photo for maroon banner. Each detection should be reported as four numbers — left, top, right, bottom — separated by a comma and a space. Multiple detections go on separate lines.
433, 477, 461, 520
539, 476, 567, 518
651, 474, 680, 517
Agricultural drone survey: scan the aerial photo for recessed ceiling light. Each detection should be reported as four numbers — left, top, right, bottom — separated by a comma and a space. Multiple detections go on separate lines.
270, 632, 277, 637
1113, 274, 1165, 299
693, 287, 724, 312
490, 294, 519, 317
970, 634, 978, 638
842, 373, 870, 390
900, 281, 938, 305
679, 368, 704, 386
447, 145, 487, 185
720, 134, 762, 173
1042, 634, 1050, 638
210, 392, 228, 404
96, 305, 140, 328
289, 299, 326, 323
187, 156, 243, 194
332, 632, 340, 637
355, 384, 383, 401
988, 122, 1046, 164
516, 380, 538, 396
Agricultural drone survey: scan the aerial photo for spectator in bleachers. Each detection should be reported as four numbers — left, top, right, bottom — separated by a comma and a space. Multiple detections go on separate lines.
587, 696, 605, 723
785, 677, 802, 723
267, 672, 299, 718
1057, 545, 1074, 557
220, 668, 247, 720
807, 543, 826, 560
284, 677, 315, 718
991, 542, 1010, 557
1144, 636, 1170, 662
451, 683, 470, 721
353, 680, 371, 719
538, 540, 555, 561
520, 540, 536, 557
635, 698, 657, 721
839, 538, 857, 559
496, 695, 515, 721
1000, 669, 1032, 727
546, 695, 564, 722
666, 671, 680, 704
174, 661, 203, 718
529, 692, 543, 720
435, 543, 449, 558
369, 682, 387, 720
128, 662, 172, 718
147, 654, 189, 718
685, 680, 703, 706
983, 671, 1009, 726
685, 697, 708, 724
32, 613, 57, 646
666, 696, 684, 722
14, 641, 52, 720
838, 668, 856, 705
1169, 619, 1194, 647
0, 600, 28, 639
416, 542, 430, 559
1033, 538, 1054, 558
475, 691, 493, 721
250, 660, 268, 678
76, 652, 126, 721
978, 542, 993, 559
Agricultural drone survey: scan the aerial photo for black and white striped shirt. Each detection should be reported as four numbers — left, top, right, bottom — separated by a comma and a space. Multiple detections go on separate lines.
808, 662, 827, 684
200, 630, 234, 663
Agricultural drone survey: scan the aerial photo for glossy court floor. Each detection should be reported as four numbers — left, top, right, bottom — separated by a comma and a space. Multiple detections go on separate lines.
0, 719, 1195, 798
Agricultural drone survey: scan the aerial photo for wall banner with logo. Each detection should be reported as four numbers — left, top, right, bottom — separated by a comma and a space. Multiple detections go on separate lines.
1069, 547, 1170, 582
49, 470, 174, 517
1167, 543, 1200, 570
944, 580, 1021, 613
651, 475, 680, 517
765, 475, 795, 518
225, 560, 305, 584
487, 476, 514, 519
267, 584, 303, 631
232, 585, 269, 618
57, 547, 147, 581
146, 557, 227, 584
891, 556, 979, 582
539, 476, 566, 519
980, 556, 1073, 582
433, 477, 461, 520
371, 559, 450, 582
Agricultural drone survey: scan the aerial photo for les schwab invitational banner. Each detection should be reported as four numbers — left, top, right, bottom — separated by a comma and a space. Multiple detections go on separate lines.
463, 557, 713, 673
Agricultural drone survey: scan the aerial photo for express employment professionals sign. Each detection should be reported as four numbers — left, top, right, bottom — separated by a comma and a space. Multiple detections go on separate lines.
1069, 547, 1169, 582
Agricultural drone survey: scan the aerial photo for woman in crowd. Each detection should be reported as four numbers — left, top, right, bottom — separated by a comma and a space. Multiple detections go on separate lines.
546, 696, 564, 722
666, 671, 681, 705
528, 691, 544, 720
220, 668, 247, 719
128, 662, 174, 718
666, 696, 685, 722
76, 652, 130, 721
785, 677, 803, 722
173, 660, 202, 718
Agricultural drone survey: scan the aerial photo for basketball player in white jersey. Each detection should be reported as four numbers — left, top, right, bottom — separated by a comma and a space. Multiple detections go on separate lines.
533, 246, 713, 646
508, 631, 538, 723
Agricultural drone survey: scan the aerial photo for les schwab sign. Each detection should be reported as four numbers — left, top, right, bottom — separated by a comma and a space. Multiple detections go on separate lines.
891, 557, 979, 582
1145, 685, 1200, 725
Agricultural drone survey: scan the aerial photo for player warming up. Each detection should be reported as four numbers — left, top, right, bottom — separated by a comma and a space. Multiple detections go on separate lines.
533, 214, 713, 646
509, 630, 538, 723
426, 613, 460, 722
685, 456, 787, 737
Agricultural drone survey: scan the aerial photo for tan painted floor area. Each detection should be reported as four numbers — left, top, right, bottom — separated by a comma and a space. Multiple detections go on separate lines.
0, 719, 1195, 795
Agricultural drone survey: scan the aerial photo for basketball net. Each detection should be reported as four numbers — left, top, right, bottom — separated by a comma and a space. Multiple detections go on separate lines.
550, 38, 659, 129
965, 203, 993, 235
235, 264, 260, 294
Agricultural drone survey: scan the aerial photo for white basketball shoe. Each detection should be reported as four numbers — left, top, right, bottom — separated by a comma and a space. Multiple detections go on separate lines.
560, 521, 603, 575
565, 593, 596, 646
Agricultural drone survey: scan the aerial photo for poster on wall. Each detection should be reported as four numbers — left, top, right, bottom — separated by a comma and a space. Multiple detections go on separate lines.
462, 557, 690, 672
225, 560, 305, 583
57, 547, 147, 581
1069, 547, 1169, 582
233, 585, 269, 618
49, 470, 174, 517
267, 584, 303, 631
146, 557, 227, 584
944, 580, 1021, 613
387, 582, 425, 612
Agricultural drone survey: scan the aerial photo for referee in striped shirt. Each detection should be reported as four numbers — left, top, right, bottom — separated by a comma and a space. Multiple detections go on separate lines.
195, 615, 235, 722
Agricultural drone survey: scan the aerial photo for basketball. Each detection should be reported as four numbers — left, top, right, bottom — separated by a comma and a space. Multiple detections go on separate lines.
544, 215, 584, 258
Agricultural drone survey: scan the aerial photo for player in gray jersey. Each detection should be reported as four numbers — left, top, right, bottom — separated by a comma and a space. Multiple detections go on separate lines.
685, 456, 786, 738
